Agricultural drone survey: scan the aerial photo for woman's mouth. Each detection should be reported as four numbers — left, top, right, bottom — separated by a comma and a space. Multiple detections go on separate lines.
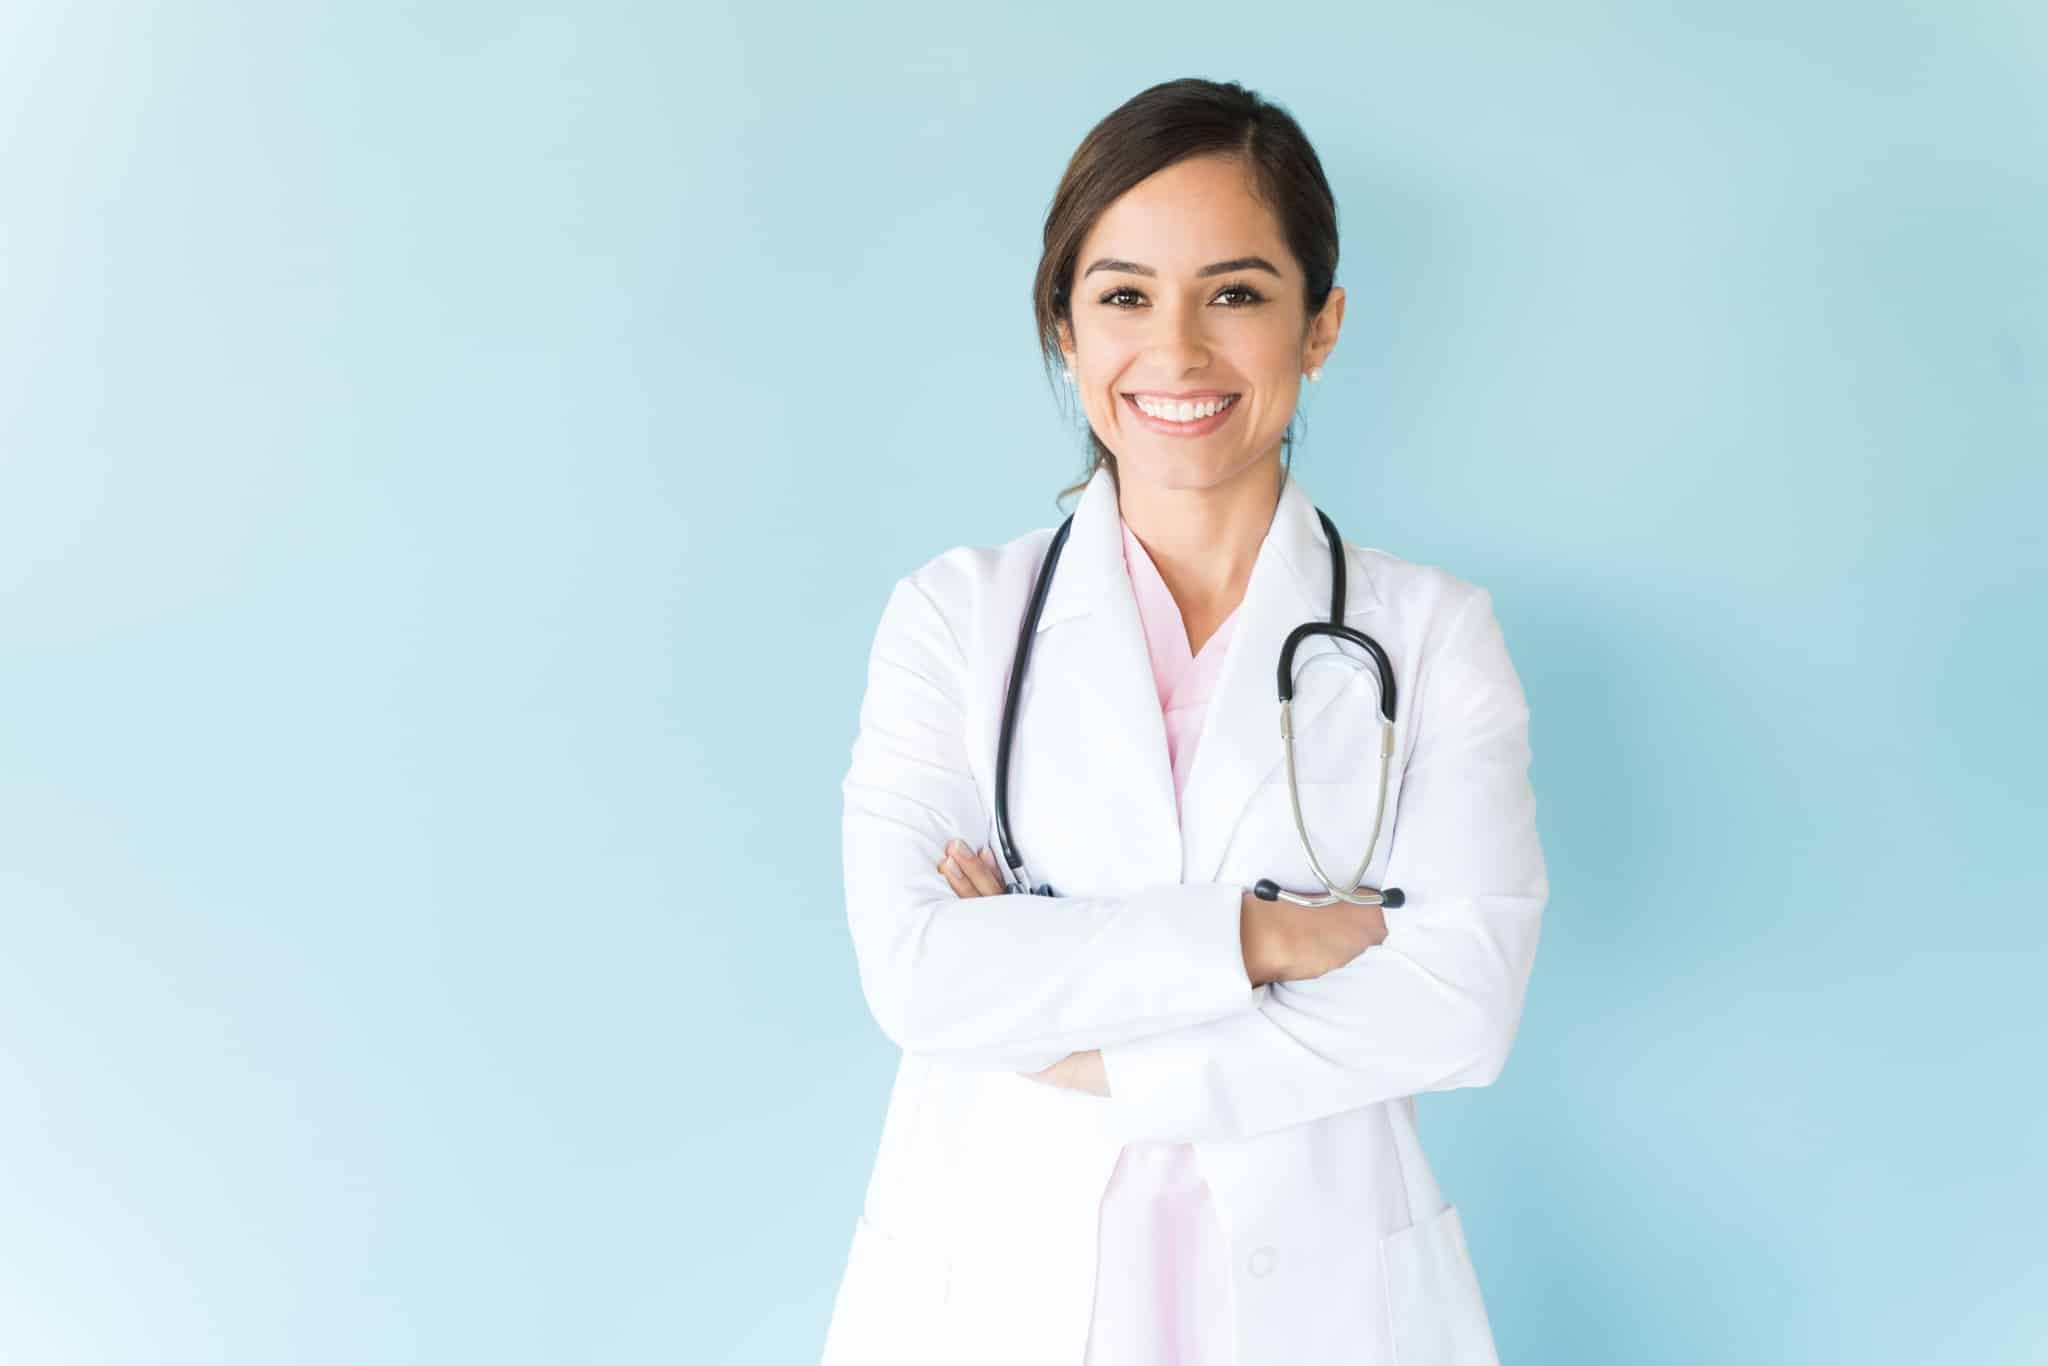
1122, 392, 1241, 437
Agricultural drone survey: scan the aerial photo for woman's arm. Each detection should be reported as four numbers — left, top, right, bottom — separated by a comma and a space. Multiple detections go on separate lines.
842, 572, 1264, 1073
1093, 587, 1549, 1143
936, 841, 1389, 1095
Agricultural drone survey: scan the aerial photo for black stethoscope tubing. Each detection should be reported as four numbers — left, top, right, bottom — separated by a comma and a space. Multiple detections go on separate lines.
993, 504, 1405, 908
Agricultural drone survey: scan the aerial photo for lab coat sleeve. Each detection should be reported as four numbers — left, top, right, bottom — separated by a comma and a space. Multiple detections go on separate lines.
841, 573, 1261, 1073
1098, 586, 1548, 1143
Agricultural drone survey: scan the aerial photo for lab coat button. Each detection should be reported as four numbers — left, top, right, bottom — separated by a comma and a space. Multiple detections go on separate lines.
1247, 1244, 1278, 1278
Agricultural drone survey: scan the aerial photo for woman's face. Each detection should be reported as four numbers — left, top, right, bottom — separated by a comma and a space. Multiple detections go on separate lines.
1058, 152, 1344, 495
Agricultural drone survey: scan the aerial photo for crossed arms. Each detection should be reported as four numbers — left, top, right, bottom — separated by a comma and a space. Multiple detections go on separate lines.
841, 573, 1548, 1144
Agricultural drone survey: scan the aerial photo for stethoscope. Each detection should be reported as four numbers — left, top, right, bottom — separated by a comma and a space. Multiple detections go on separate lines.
993, 504, 1406, 910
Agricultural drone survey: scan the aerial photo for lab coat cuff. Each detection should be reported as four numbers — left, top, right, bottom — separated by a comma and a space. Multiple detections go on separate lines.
1135, 880, 1260, 1026
1101, 883, 1261, 1140
1100, 1009, 1233, 1143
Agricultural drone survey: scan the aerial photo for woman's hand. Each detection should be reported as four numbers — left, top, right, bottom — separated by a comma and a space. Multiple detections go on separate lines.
1029, 1047, 1109, 1096
1246, 891, 1390, 984
936, 838, 1005, 899
937, 838, 1110, 1097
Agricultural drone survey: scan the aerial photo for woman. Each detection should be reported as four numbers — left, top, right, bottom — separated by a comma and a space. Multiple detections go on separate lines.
825, 79, 1547, 1366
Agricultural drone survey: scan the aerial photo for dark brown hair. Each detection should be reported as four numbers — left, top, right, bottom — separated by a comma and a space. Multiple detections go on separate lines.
1032, 78, 1341, 507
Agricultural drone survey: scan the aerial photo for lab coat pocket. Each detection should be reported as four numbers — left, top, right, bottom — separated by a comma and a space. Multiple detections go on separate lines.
821, 1212, 951, 1366
1378, 1201, 1499, 1366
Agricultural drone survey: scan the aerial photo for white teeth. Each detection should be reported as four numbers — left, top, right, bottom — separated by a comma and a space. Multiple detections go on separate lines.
1134, 394, 1236, 422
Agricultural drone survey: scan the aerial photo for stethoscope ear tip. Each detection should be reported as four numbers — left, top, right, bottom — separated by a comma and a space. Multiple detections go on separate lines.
1380, 886, 1405, 908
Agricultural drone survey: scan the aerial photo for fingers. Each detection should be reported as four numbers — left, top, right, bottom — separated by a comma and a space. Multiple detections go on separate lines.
937, 839, 1005, 897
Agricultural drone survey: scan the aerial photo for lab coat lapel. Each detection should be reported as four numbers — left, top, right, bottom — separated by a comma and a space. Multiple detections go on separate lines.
1177, 470, 1381, 886
1024, 467, 1182, 883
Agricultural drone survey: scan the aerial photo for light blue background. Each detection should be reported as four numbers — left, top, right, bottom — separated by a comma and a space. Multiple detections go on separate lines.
2, 2, 2041, 1362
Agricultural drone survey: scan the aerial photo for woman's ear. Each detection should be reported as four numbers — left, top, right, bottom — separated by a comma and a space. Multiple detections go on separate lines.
1305, 285, 1346, 370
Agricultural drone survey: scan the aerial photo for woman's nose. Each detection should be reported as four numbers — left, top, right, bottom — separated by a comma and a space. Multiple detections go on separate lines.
1148, 302, 1214, 368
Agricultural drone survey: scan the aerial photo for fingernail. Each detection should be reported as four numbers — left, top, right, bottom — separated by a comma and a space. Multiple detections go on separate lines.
943, 857, 960, 876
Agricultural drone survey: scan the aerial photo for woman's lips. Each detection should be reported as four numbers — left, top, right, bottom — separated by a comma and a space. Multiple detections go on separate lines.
1121, 393, 1242, 437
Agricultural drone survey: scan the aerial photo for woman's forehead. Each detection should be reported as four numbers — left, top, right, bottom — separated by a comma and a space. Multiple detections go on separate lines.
1081, 174, 1289, 276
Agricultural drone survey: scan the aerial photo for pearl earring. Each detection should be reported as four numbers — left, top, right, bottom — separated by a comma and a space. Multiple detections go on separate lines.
1307, 366, 1323, 382
1062, 368, 1075, 383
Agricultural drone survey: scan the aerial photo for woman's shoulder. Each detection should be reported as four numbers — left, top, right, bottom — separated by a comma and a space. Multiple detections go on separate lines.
859, 520, 1063, 666
1337, 540, 1529, 716
890, 521, 1062, 618
908, 524, 1055, 583
1336, 536, 1494, 632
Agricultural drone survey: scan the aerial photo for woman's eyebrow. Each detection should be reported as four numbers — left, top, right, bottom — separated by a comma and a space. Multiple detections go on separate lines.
1082, 255, 1282, 279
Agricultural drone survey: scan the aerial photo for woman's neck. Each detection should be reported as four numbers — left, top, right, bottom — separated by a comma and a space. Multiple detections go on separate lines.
1117, 455, 1284, 652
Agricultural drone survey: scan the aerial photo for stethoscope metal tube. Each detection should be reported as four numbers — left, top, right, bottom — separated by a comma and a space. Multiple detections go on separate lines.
993, 501, 1405, 910
1259, 698, 1403, 908
1252, 615, 1407, 908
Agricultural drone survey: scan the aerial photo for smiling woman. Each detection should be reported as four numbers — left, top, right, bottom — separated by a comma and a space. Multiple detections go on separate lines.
826, 76, 1545, 1366
1033, 92, 1343, 509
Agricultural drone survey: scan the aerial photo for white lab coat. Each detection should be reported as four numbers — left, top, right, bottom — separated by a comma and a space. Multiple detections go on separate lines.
823, 465, 1548, 1366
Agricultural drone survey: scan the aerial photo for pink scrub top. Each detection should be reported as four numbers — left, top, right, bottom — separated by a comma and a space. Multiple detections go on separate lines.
1083, 514, 1241, 1366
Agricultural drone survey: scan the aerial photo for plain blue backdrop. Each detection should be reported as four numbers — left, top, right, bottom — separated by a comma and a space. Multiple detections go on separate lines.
1, 2, 2041, 1362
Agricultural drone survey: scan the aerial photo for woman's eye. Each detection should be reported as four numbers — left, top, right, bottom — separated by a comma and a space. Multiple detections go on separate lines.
1098, 284, 1265, 308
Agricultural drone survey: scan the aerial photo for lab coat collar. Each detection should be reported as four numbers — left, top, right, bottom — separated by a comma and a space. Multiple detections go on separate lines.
1030, 462, 1383, 885
1034, 463, 1379, 633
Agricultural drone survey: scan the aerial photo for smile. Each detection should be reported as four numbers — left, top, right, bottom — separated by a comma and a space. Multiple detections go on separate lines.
1122, 392, 1241, 436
